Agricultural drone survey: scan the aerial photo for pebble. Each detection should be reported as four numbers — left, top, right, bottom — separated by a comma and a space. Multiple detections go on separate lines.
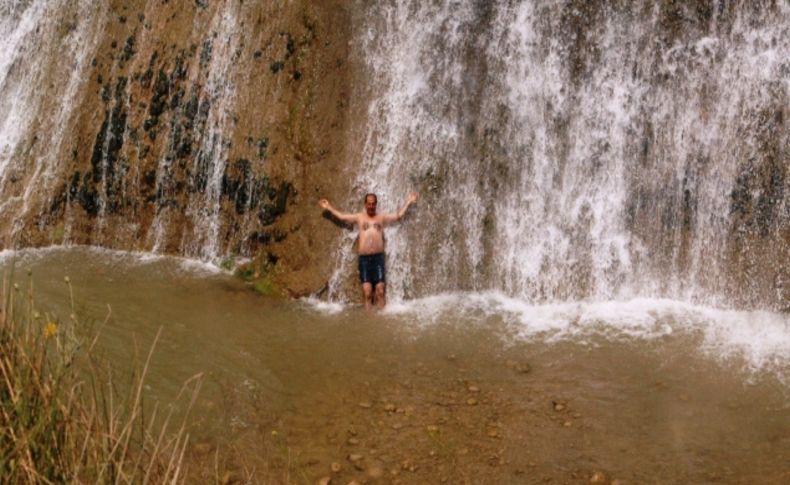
563, 421, 572, 427
487, 429, 499, 438
317, 477, 331, 485
347, 453, 363, 462
468, 385, 480, 393
367, 463, 385, 479
358, 401, 372, 409
590, 471, 607, 483
467, 398, 478, 406
553, 402, 566, 412
331, 462, 342, 473
384, 403, 396, 412
347, 437, 360, 445
511, 361, 531, 374
426, 425, 439, 432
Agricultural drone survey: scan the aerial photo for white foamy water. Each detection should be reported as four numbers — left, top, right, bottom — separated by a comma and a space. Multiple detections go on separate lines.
303, 292, 790, 383
0, 245, 222, 276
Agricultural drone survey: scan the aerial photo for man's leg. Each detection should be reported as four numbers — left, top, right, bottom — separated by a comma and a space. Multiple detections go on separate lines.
375, 282, 386, 310
362, 282, 374, 310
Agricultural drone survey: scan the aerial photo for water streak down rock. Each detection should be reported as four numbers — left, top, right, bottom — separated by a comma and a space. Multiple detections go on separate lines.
0, 0, 354, 296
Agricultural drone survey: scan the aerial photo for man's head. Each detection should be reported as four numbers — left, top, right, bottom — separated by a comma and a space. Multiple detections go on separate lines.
364, 193, 378, 216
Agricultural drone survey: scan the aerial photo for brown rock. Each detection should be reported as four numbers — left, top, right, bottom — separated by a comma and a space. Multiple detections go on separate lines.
367, 462, 385, 479
553, 402, 566, 412
347, 453, 363, 462
590, 471, 608, 484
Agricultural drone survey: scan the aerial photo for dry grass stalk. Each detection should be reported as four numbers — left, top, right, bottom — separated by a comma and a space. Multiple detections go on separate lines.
0, 272, 201, 484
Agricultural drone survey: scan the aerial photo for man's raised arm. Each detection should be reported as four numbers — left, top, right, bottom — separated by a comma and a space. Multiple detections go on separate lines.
382, 191, 418, 223
319, 198, 358, 224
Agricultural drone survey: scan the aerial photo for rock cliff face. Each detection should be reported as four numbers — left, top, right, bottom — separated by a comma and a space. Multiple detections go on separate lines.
2, 1, 788, 309
0, 0, 358, 296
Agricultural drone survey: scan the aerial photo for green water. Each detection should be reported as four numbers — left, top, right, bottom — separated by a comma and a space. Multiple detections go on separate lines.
3, 247, 789, 484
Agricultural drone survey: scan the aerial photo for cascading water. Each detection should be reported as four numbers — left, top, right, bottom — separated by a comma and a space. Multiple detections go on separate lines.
0, 0, 106, 236
150, 2, 242, 261
0, 1, 300, 264
336, 0, 789, 310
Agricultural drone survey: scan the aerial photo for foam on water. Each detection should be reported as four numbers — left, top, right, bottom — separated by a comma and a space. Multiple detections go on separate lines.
0, 245, 222, 276
305, 291, 790, 382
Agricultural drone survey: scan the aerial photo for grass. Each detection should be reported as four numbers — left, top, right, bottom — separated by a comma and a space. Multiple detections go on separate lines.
0, 272, 201, 484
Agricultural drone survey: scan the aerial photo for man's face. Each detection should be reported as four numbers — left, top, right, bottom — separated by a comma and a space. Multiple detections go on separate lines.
365, 195, 377, 216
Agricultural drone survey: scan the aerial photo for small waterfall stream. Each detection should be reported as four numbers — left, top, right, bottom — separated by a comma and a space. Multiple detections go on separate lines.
336, 0, 790, 309
0, 0, 106, 234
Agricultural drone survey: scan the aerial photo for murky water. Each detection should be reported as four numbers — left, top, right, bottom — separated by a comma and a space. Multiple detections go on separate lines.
3, 247, 789, 484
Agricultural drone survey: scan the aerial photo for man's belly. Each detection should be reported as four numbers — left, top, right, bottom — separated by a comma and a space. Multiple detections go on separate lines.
359, 234, 384, 255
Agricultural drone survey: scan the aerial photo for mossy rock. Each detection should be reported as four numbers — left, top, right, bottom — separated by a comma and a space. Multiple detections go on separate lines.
234, 263, 257, 282
252, 277, 280, 297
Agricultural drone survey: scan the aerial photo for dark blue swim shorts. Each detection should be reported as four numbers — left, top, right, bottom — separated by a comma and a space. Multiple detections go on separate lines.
358, 253, 385, 285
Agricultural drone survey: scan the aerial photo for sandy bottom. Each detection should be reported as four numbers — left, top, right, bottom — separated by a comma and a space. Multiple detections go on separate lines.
4, 247, 789, 484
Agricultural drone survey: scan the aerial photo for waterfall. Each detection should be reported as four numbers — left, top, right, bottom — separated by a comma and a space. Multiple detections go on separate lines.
0, 1, 295, 264
149, 2, 242, 262
0, 0, 106, 237
337, 0, 789, 309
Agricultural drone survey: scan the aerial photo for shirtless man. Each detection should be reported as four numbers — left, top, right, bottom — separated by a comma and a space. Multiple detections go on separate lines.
319, 192, 418, 310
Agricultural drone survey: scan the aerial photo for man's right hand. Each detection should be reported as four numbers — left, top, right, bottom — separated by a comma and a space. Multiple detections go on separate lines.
318, 198, 330, 210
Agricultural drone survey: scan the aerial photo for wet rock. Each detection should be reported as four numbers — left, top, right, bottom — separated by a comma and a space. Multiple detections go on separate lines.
590, 471, 608, 484
367, 462, 385, 479
515, 362, 531, 374
553, 401, 566, 412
